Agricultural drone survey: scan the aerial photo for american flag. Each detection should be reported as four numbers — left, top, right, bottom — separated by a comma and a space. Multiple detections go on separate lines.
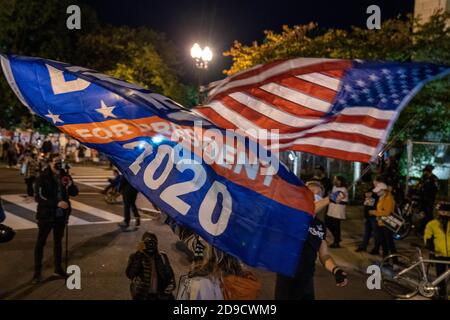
194, 58, 449, 162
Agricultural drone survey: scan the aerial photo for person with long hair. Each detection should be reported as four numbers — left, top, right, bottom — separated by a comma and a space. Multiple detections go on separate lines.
325, 176, 348, 248
126, 232, 176, 300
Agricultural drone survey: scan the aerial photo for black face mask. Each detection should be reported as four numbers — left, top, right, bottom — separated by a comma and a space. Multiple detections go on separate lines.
54, 160, 63, 171
143, 238, 157, 255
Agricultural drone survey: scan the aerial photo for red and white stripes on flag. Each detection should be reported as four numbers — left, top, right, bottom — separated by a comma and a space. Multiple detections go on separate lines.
193, 58, 449, 163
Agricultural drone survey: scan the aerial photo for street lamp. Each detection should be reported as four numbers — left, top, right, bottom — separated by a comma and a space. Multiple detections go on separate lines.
190, 43, 213, 70
190, 43, 213, 104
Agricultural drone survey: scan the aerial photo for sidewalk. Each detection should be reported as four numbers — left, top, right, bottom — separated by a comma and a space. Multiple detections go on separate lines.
321, 205, 423, 275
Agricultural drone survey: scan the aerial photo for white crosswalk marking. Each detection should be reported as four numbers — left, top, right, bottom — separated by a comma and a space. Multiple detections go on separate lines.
70, 200, 123, 223
1, 194, 126, 230
72, 175, 112, 190
3, 211, 36, 230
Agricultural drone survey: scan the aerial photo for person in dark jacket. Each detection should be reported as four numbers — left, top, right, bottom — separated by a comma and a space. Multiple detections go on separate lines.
119, 177, 140, 228
32, 154, 78, 284
419, 165, 439, 234
355, 186, 379, 252
126, 232, 176, 300
275, 190, 348, 300
41, 138, 53, 157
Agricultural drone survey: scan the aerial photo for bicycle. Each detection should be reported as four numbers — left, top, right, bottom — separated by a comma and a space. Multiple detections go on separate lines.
104, 188, 122, 204
391, 194, 425, 240
380, 247, 450, 299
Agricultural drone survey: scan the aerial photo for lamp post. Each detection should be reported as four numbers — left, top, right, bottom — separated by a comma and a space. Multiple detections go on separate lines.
190, 43, 213, 104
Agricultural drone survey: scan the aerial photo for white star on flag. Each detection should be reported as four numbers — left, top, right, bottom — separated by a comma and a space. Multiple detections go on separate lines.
45, 110, 63, 124
95, 100, 117, 119
356, 79, 366, 87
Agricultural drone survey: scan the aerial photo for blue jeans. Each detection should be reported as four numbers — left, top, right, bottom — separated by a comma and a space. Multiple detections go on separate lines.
374, 226, 397, 256
360, 216, 377, 249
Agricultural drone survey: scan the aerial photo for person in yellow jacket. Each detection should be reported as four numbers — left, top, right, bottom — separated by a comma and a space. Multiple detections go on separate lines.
369, 177, 397, 257
424, 201, 450, 300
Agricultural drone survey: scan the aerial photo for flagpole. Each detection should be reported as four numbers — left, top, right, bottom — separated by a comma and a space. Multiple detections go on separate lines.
347, 113, 419, 191
65, 218, 69, 271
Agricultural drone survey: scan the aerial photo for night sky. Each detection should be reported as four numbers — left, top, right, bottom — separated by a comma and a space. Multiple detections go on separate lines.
85, 0, 415, 82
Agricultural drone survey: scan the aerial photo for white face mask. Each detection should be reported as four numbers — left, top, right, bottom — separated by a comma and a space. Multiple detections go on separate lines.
377, 190, 386, 197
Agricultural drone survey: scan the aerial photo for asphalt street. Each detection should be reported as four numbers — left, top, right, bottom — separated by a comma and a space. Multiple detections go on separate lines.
0, 165, 397, 300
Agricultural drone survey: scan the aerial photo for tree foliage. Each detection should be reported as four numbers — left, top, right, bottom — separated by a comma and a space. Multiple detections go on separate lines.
76, 26, 187, 105
224, 12, 450, 142
0, 0, 97, 130
0, 0, 189, 130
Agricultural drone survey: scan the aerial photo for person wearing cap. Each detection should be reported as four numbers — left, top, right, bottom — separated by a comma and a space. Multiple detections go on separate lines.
369, 176, 397, 257
126, 232, 176, 300
419, 165, 439, 234
424, 201, 450, 300
312, 165, 332, 197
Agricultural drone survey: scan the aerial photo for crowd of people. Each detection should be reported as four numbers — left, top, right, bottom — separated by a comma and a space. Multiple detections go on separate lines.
1, 134, 101, 169
306, 161, 448, 300
44, 163, 348, 301
1, 148, 448, 300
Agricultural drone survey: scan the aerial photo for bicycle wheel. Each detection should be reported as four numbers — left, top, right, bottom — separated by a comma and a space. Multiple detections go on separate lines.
394, 222, 411, 240
104, 190, 118, 204
380, 254, 422, 299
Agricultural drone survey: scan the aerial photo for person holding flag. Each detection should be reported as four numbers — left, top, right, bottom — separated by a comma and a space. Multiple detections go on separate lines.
275, 186, 348, 300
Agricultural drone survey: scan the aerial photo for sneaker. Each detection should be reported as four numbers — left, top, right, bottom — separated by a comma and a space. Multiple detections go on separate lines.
53, 268, 68, 278
118, 221, 129, 228
31, 273, 42, 284
135, 217, 141, 227
355, 247, 366, 252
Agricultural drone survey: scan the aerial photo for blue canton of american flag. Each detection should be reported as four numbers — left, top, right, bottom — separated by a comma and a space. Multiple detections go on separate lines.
196, 59, 449, 162
332, 61, 446, 112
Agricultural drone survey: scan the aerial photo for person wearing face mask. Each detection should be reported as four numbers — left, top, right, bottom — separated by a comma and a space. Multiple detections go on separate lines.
126, 232, 176, 300
419, 165, 439, 234
369, 176, 397, 257
32, 154, 78, 284
424, 201, 450, 300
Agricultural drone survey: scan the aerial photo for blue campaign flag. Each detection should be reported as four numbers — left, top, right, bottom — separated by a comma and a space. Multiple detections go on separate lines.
0, 54, 315, 276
